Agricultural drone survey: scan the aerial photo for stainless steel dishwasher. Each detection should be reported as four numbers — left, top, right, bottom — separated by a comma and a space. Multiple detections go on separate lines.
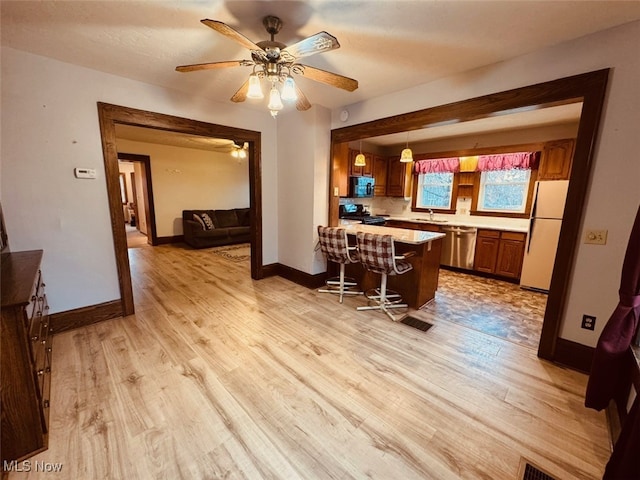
440, 226, 477, 270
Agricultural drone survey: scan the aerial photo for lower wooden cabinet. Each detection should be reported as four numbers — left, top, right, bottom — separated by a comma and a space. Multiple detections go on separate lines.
474, 229, 526, 279
1, 250, 52, 464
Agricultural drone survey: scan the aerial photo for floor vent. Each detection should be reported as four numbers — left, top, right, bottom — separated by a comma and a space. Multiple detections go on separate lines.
519, 458, 556, 480
399, 316, 433, 332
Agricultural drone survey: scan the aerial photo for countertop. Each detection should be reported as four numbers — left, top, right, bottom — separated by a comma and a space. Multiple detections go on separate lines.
383, 215, 529, 233
342, 223, 445, 245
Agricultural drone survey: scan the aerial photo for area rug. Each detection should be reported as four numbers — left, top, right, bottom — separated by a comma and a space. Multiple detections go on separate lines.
211, 243, 251, 262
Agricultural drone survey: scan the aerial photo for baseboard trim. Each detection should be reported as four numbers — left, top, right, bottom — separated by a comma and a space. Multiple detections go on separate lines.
261, 263, 280, 278
50, 300, 123, 334
273, 263, 327, 289
156, 235, 183, 245
553, 337, 594, 374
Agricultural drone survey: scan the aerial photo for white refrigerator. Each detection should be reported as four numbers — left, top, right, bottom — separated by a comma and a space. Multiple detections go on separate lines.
520, 180, 569, 292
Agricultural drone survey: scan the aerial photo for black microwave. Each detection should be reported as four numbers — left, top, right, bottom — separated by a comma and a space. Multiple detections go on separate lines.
348, 176, 375, 198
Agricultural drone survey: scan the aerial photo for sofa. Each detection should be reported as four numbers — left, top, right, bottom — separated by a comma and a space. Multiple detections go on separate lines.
182, 208, 251, 249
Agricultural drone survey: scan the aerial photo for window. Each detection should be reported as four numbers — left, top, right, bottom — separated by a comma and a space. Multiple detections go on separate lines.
416, 172, 454, 209
478, 169, 531, 213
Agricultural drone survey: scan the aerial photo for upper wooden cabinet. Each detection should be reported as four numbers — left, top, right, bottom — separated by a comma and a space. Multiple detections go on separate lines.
372, 155, 388, 196
538, 138, 575, 180
387, 156, 413, 198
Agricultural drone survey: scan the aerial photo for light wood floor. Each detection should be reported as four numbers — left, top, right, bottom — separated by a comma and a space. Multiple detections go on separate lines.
13, 244, 610, 479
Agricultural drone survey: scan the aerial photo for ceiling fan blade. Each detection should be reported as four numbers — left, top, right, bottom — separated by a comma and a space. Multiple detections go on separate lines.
298, 65, 358, 92
294, 86, 312, 111
176, 60, 245, 73
282, 32, 339, 59
201, 19, 262, 51
230, 79, 250, 103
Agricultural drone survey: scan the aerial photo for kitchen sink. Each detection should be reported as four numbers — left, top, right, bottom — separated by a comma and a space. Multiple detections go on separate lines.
413, 218, 448, 224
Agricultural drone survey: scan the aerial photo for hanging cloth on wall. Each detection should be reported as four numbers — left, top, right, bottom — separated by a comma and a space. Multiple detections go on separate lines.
585, 202, 640, 479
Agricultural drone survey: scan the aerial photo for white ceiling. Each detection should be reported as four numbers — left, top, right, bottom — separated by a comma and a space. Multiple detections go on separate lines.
3, 1, 640, 112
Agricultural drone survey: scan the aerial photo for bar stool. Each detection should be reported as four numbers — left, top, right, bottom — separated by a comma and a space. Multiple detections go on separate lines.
317, 226, 363, 303
355, 232, 414, 321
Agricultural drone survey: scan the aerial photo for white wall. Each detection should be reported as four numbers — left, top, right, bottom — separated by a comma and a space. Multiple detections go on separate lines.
276, 105, 331, 274
332, 21, 640, 347
1, 46, 277, 314
116, 139, 250, 237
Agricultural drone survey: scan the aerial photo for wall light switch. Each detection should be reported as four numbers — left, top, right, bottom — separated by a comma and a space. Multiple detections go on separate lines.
585, 229, 607, 245
334, 187, 340, 197
74, 167, 97, 179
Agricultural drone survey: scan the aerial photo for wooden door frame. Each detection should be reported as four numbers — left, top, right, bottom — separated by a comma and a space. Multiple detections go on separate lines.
118, 152, 156, 245
330, 69, 609, 364
98, 102, 264, 316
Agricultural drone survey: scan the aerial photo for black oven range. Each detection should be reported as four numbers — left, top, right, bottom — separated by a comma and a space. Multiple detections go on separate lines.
339, 204, 386, 226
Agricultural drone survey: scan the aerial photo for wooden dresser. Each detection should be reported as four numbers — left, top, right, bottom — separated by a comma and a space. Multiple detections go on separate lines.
1, 250, 52, 464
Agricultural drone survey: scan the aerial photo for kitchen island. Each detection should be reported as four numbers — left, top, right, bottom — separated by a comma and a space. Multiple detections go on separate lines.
341, 223, 445, 309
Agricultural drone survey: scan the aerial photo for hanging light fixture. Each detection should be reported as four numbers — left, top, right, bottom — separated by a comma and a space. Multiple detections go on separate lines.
246, 73, 264, 99
281, 76, 297, 101
400, 131, 413, 163
354, 140, 366, 167
231, 142, 248, 159
245, 64, 300, 118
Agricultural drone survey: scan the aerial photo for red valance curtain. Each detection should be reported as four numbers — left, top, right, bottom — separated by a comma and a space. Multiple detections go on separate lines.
413, 157, 459, 174
413, 151, 539, 174
476, 151, 540, 171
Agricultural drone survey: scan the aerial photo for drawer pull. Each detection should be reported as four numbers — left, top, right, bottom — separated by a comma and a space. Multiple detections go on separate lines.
36, 311, 42, 316
43, 400, 50, 408
31, 336, 39, 342
47, 347, 52, 353
31, 295, 37, 301
41, 283, 46, 288
37, 369, 44, 376
45, 367, 51, 374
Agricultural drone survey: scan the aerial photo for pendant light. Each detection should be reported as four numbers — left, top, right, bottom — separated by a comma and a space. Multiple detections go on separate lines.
354, 140, 366, 167
400, 132, 413, 163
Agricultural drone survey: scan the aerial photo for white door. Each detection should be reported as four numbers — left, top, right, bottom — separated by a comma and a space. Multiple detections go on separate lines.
520, 218, 562, 291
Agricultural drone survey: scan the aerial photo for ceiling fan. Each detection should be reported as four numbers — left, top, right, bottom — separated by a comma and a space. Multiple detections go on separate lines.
176, 15, 358, 116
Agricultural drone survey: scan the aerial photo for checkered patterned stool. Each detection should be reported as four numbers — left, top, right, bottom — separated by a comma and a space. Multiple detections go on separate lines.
355, 232, 414, 321
317, 226, 363, 303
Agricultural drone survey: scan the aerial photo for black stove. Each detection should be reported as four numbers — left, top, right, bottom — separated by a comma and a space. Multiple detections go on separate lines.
339, 204, 386, 226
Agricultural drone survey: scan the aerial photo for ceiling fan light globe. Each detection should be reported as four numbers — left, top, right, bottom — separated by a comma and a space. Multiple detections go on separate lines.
400, 148, 414, 163
268, 86, 284, 111
281, 77, 297, 101
354, 153, 366, 167
247, 75, 264, 99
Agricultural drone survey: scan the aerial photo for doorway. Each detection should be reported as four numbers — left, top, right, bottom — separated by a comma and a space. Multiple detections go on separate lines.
98, 102, 264, 317
118, 153, 154, 248
330, 70, 609, 366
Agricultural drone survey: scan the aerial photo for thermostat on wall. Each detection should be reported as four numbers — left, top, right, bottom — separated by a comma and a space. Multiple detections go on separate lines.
74, 167, 97, 179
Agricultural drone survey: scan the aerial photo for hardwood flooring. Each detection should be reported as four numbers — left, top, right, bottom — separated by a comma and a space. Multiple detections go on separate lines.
10, 244, 610, 479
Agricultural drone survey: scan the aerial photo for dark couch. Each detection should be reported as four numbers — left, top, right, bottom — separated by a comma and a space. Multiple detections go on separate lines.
182, 208, 251, 249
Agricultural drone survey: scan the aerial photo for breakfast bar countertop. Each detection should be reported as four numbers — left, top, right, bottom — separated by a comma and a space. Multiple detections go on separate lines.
342, 223, 445, 245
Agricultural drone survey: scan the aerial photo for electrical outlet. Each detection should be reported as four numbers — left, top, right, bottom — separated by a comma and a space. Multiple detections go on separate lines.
581, 314, 596, 330
585, 229, 607, 245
